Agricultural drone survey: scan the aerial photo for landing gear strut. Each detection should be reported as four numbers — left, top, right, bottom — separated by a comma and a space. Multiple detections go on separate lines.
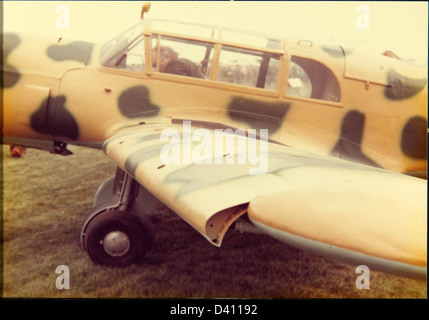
79, 168, 155, 266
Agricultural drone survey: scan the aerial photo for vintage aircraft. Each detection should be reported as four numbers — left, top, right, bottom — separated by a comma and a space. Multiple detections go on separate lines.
2, 4, 427, 280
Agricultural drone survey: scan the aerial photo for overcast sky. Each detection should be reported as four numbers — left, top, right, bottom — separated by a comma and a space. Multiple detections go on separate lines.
3, 1, 428, 60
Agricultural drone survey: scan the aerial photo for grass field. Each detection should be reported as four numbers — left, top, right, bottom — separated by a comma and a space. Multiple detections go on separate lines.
1, 145, 426, 299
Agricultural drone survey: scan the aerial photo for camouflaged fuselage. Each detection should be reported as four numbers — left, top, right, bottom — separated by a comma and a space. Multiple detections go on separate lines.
2, 20, 427, 176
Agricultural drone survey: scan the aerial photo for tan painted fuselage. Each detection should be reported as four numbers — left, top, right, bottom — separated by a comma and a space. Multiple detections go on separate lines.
3, 19, 427, 176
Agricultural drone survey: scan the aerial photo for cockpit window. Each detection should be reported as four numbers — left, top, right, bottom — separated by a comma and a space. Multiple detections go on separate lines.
217, 46, 280, 89
151, 35, 213, 79
287, 56, 341, 102
101, 21, 282, 91
100, 22, 145, 72
221, 30, 281, 50
150, 19, 281, 51
150, 20, 218, 40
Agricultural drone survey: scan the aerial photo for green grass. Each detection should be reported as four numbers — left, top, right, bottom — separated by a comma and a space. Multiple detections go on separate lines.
1, 145, 426, 298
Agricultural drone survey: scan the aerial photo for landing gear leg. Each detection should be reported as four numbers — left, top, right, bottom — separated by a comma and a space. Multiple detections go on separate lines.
79, 168, 155, 266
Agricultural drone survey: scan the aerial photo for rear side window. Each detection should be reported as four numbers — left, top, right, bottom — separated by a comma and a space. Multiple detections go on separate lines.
287, 56, 340, 102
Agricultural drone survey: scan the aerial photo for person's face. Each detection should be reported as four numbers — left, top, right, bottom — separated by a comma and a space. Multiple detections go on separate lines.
152, 50, 170, 72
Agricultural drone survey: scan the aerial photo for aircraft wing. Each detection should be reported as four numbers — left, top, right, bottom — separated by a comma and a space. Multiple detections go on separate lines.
103, 123, 427, 279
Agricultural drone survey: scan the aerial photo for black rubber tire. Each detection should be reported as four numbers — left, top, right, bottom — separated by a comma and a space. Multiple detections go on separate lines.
84, 210, 154, 266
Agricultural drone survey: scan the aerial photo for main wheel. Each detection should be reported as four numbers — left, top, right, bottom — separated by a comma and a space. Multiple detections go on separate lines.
83, 210, 154, 266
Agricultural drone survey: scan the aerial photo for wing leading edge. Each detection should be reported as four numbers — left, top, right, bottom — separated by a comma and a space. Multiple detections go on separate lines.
103, 123, 426, 279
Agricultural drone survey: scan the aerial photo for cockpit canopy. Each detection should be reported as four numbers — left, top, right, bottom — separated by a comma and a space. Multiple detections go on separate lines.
99, 19, 342, 102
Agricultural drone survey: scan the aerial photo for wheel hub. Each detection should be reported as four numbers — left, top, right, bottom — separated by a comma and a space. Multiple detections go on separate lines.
102, 231, 130, 257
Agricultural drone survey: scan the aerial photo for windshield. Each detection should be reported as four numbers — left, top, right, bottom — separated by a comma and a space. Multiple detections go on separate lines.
100, 22, 144, 68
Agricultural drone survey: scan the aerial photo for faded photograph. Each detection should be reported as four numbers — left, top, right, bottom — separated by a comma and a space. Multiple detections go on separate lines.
2, 1, 427, 303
